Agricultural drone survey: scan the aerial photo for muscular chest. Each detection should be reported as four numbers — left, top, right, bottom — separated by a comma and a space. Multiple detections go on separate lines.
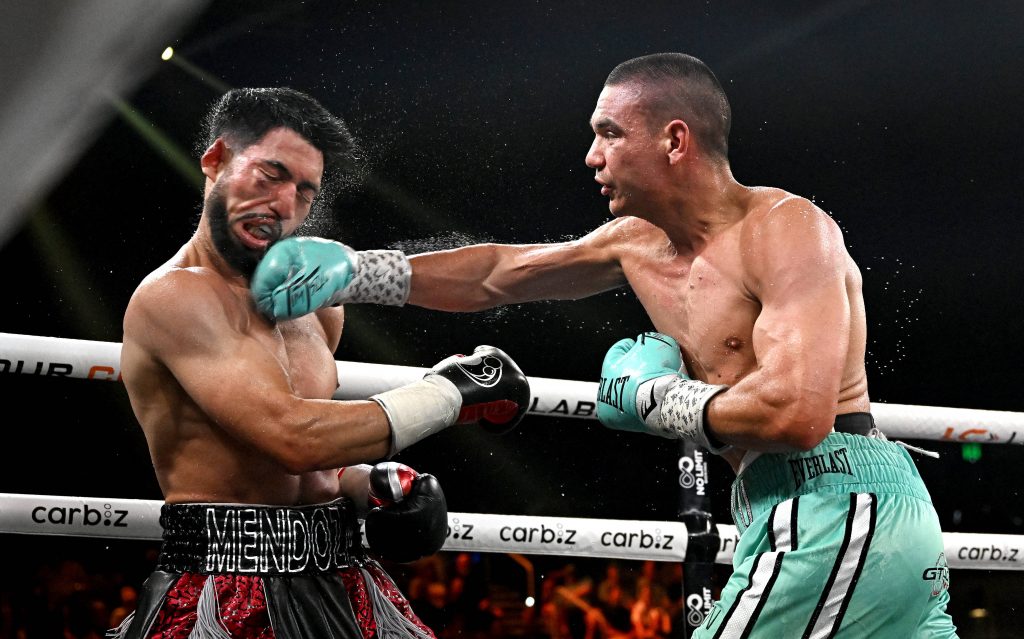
622, 243, 760, 384
258, 316, 339, 400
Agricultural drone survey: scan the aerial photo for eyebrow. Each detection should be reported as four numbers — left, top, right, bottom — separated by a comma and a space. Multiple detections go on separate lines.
591, 116, 619, 132
264, 159, 321, 196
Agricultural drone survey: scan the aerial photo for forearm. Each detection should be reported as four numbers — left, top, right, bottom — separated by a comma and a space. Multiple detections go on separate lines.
408, 244, 523, 311
705, 370, 837, 452
254, 398, 394, 473
596, 332, 838, 454
408, 241, 625, 311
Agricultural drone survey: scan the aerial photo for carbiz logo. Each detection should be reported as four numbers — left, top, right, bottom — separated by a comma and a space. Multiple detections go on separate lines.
447, 517, 475, 541
957, 545, 1020, 563
600, 528, 674, 551
32, 503, 128, 528
501, 523, 577, 545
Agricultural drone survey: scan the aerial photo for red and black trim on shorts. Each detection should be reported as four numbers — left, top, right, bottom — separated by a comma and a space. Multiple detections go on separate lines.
112, 501, 435, 639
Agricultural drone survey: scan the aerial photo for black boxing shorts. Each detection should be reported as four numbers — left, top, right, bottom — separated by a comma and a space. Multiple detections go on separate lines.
109, 499, 435, 639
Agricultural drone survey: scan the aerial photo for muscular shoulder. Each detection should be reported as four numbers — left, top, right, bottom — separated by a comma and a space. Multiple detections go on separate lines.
124, 266, 249, 352
739, 189, 848, 291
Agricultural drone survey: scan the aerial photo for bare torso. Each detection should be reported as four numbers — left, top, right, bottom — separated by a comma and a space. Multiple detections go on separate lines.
613, 188, 870, 468
121, 243, 346, 505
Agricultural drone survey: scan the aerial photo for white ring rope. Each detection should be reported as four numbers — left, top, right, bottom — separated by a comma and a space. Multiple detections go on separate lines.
2, 332, 1020, 573
1, 493, 1020, 571
2, 332, 1021, 444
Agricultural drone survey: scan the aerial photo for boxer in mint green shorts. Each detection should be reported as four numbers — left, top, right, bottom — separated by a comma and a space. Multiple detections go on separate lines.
598, 332, 958, 638
700, 424, 956, 637
250, 52, 960, 637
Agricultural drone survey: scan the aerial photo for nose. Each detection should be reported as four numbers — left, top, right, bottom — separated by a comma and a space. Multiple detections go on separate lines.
269, 182, 298, 220
585, 137, 604, 169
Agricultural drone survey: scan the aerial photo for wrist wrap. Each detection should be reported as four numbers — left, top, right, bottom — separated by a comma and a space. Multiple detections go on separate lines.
654, 378, 729, 453
332, 250, 411, 306
371, 376, 461, 455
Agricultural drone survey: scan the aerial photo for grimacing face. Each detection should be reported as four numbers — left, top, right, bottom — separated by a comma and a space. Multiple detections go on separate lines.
205, 127, 324, 276
205, 177, 270, 278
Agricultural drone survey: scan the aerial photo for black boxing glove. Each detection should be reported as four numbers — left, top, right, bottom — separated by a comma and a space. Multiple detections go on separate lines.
364, 462, 448, 563
430, 345, 531, 434
371, 345, 531, 454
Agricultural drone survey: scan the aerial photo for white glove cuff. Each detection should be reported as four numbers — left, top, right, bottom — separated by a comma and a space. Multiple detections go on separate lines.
371, 376, 462, 455
658, 378, 730, 453
333, 249, 411, 306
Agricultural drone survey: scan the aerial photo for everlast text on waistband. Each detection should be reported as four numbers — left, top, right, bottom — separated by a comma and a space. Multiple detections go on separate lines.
789, 447, 854, 490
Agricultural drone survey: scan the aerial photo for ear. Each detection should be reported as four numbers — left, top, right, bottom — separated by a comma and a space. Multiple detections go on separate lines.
200, 138, 231, 181
666, 120, 689, 165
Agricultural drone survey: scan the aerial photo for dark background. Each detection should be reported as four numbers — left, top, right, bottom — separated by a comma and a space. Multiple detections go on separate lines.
1, 0, 1022, 633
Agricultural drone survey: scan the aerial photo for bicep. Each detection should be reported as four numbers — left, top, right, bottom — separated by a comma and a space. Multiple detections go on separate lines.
752, 268, 849, 385
749, 214, 850, 396
173, 332, 298, 440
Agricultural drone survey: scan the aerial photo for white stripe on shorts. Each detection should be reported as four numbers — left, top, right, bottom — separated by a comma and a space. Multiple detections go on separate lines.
802, 493, 877, 639
713, 498, 797, 638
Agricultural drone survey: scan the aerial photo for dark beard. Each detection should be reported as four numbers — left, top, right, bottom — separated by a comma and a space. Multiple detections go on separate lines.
205, 181, 278, 279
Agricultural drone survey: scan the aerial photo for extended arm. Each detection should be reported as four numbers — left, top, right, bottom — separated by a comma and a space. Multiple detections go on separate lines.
250, 221, 630, 319
407, 234, 627, 312
124, 271, 532, 473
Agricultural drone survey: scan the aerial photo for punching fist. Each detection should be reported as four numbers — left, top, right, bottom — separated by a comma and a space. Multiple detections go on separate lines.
597, 332, 729, 453
371, 346, 531, 455
364, 462, 448, 563
251, 236, 411, 320
428, 345, 531, 434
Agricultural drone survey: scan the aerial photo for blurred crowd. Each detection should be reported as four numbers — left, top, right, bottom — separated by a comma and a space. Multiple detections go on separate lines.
0, 542, 1008, 638
0, 541, 683, 639
533, 559, 681, 639
398, 553, 683, 639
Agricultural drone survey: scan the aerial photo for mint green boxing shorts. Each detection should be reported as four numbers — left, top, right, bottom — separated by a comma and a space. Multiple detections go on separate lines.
696, 425, 958, 638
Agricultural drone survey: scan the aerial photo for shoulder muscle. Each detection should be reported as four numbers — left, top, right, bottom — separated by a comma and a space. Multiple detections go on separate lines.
124, 267, 246, 360
741, 195, 847, 300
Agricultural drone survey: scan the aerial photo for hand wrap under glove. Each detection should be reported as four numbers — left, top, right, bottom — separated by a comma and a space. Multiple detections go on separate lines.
371, 345, 531, 455
596, 331, 730, 453
251, 236, 411, 320
364, 462, 447, 563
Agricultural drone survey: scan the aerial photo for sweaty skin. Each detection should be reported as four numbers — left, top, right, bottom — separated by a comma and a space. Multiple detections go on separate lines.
121, 127, 389, 505
407, 84, 869, 473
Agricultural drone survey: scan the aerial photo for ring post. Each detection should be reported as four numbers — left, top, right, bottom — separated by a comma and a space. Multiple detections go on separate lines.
678, 439, 717, 637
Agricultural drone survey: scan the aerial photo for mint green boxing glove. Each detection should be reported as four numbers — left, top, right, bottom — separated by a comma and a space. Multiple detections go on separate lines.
252, 237, 411, 320
597, 332, 730, 453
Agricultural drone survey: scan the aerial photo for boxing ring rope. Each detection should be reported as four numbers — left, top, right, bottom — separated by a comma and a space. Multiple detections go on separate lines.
3, 329, 1022, 571
3, 330, 1023, 633
2, 332, 1023, 444
1, 493, 1022, 572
